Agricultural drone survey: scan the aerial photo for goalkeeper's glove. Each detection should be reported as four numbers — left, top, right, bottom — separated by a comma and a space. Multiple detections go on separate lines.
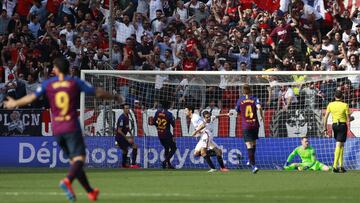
284, 162, 289, 167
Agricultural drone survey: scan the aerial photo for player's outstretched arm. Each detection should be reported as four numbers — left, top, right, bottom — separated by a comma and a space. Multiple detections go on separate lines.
216, 112, 234, 118
4, 94, 37, 109
192, 123, 205, 137
95, 88, 122, 102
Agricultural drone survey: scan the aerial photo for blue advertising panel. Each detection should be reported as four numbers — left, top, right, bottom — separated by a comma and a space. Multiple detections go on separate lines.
1, 137, 360, 169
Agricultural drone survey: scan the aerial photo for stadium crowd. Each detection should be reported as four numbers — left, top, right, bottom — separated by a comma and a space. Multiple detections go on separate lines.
0, 0, 360, 110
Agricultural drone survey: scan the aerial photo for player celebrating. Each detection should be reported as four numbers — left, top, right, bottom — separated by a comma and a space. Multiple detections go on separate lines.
185, 105, 217, 172
153, 101, 177, 169
283, 136, 331, 171
323, 90, 351, 173
202, 110, 230, 172
116, 103, 140, 168
4, 57, 120, 201
236, 84, 264, 173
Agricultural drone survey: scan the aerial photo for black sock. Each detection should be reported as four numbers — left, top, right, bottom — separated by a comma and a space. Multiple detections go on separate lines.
164, 147, 170, 163
217, 155, 225, 168
67, 160, 83, 183
77, 167, 93, 193
247, 148, 255, 166
204, 154, 215, 169
131, 148, 137, 165
122, 153, 128, 166
167, 146, 177, 164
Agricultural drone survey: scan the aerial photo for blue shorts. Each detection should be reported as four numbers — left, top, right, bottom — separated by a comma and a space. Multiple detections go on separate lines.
115, 135, 133, 150
56, 131, 86, 159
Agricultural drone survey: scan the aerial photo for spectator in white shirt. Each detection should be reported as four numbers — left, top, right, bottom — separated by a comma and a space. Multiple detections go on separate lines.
278, 85, 298, 111
185, 0, 201, 9
149, 0, 163, 21
151, 10, 166, 33
115, 14, 135, 44
321, 36, 335, 52
173, 1, 188, 22
27, 14, 41, 38
59, 22, 76, 44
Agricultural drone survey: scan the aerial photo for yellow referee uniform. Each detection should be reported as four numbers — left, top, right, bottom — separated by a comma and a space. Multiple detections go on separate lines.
324, 95, 350, 172
326, 101, 350, 124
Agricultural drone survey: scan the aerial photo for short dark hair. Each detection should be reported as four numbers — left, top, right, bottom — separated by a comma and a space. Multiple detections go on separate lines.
334, 90, 343, 99
121, 103, 130, 108
202, 110, 210, 117
185, 104, 195, 113
53, 57, 70, 74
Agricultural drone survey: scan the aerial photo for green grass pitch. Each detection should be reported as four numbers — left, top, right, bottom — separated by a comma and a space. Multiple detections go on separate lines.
1, 168, 359, 203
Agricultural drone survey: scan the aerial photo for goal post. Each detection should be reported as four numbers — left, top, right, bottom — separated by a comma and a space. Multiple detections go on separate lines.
80, 70, 360, 169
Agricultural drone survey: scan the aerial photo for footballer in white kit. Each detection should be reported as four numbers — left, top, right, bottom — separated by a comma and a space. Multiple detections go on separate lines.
185, 105, 229, 172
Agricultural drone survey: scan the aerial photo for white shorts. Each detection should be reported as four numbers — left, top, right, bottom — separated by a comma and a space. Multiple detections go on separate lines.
194, 132, 219, 152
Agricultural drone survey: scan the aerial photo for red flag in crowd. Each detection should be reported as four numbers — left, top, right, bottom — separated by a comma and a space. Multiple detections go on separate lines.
254, 0, 280, 13
238, 0, 280, 13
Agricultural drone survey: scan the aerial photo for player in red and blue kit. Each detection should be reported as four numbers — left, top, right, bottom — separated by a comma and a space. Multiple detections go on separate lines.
116, 103, 140, 168
236, 84, 264, 173
153, 101, 177, 169
4, 57, 121, 202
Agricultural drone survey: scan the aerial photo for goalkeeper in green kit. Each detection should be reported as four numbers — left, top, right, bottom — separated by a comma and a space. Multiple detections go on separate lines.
283, 136, 331, 171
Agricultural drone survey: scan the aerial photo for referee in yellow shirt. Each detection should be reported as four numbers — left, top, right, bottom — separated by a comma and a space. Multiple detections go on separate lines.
323, 90, 351, 173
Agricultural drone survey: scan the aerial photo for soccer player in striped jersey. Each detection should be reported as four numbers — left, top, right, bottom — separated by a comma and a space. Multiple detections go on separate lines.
116, 103, 140, 168
236, 84, 264, 173
153, 101, 177, 169
4, 57, 121, 201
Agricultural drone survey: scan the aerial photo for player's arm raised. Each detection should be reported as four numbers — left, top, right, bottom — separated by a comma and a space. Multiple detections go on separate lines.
95, 88, 122, 102
216, 112, 234, 118
4, 94, 37, 109
77, 78, 122, 102
192, 123, 205, 137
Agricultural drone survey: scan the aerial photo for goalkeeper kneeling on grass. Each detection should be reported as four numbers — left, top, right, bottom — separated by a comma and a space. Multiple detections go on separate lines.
283, 136, 331, 171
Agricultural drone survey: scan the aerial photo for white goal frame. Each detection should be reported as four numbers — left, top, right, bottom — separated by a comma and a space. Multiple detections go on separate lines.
80, 70, 360, 131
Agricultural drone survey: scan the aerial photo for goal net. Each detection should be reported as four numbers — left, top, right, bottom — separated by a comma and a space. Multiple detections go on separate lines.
80, 70, 360, 170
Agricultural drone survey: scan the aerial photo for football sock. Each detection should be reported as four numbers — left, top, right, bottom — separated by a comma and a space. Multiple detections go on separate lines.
131, 148, 138, 165
217, 155, 225, 168
247, 148, 255, 166
122, 153, 128, 166
67, 160, 83, 183
204, 154, 215, 169
339, 146, 344, 167
333, 146, 341, 169
168, 146, 177, 163
164, 147, 170, 163
77, 168, 93, 193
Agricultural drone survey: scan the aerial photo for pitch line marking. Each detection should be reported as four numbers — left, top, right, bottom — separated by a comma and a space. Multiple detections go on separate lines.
0, 192, 356, 200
